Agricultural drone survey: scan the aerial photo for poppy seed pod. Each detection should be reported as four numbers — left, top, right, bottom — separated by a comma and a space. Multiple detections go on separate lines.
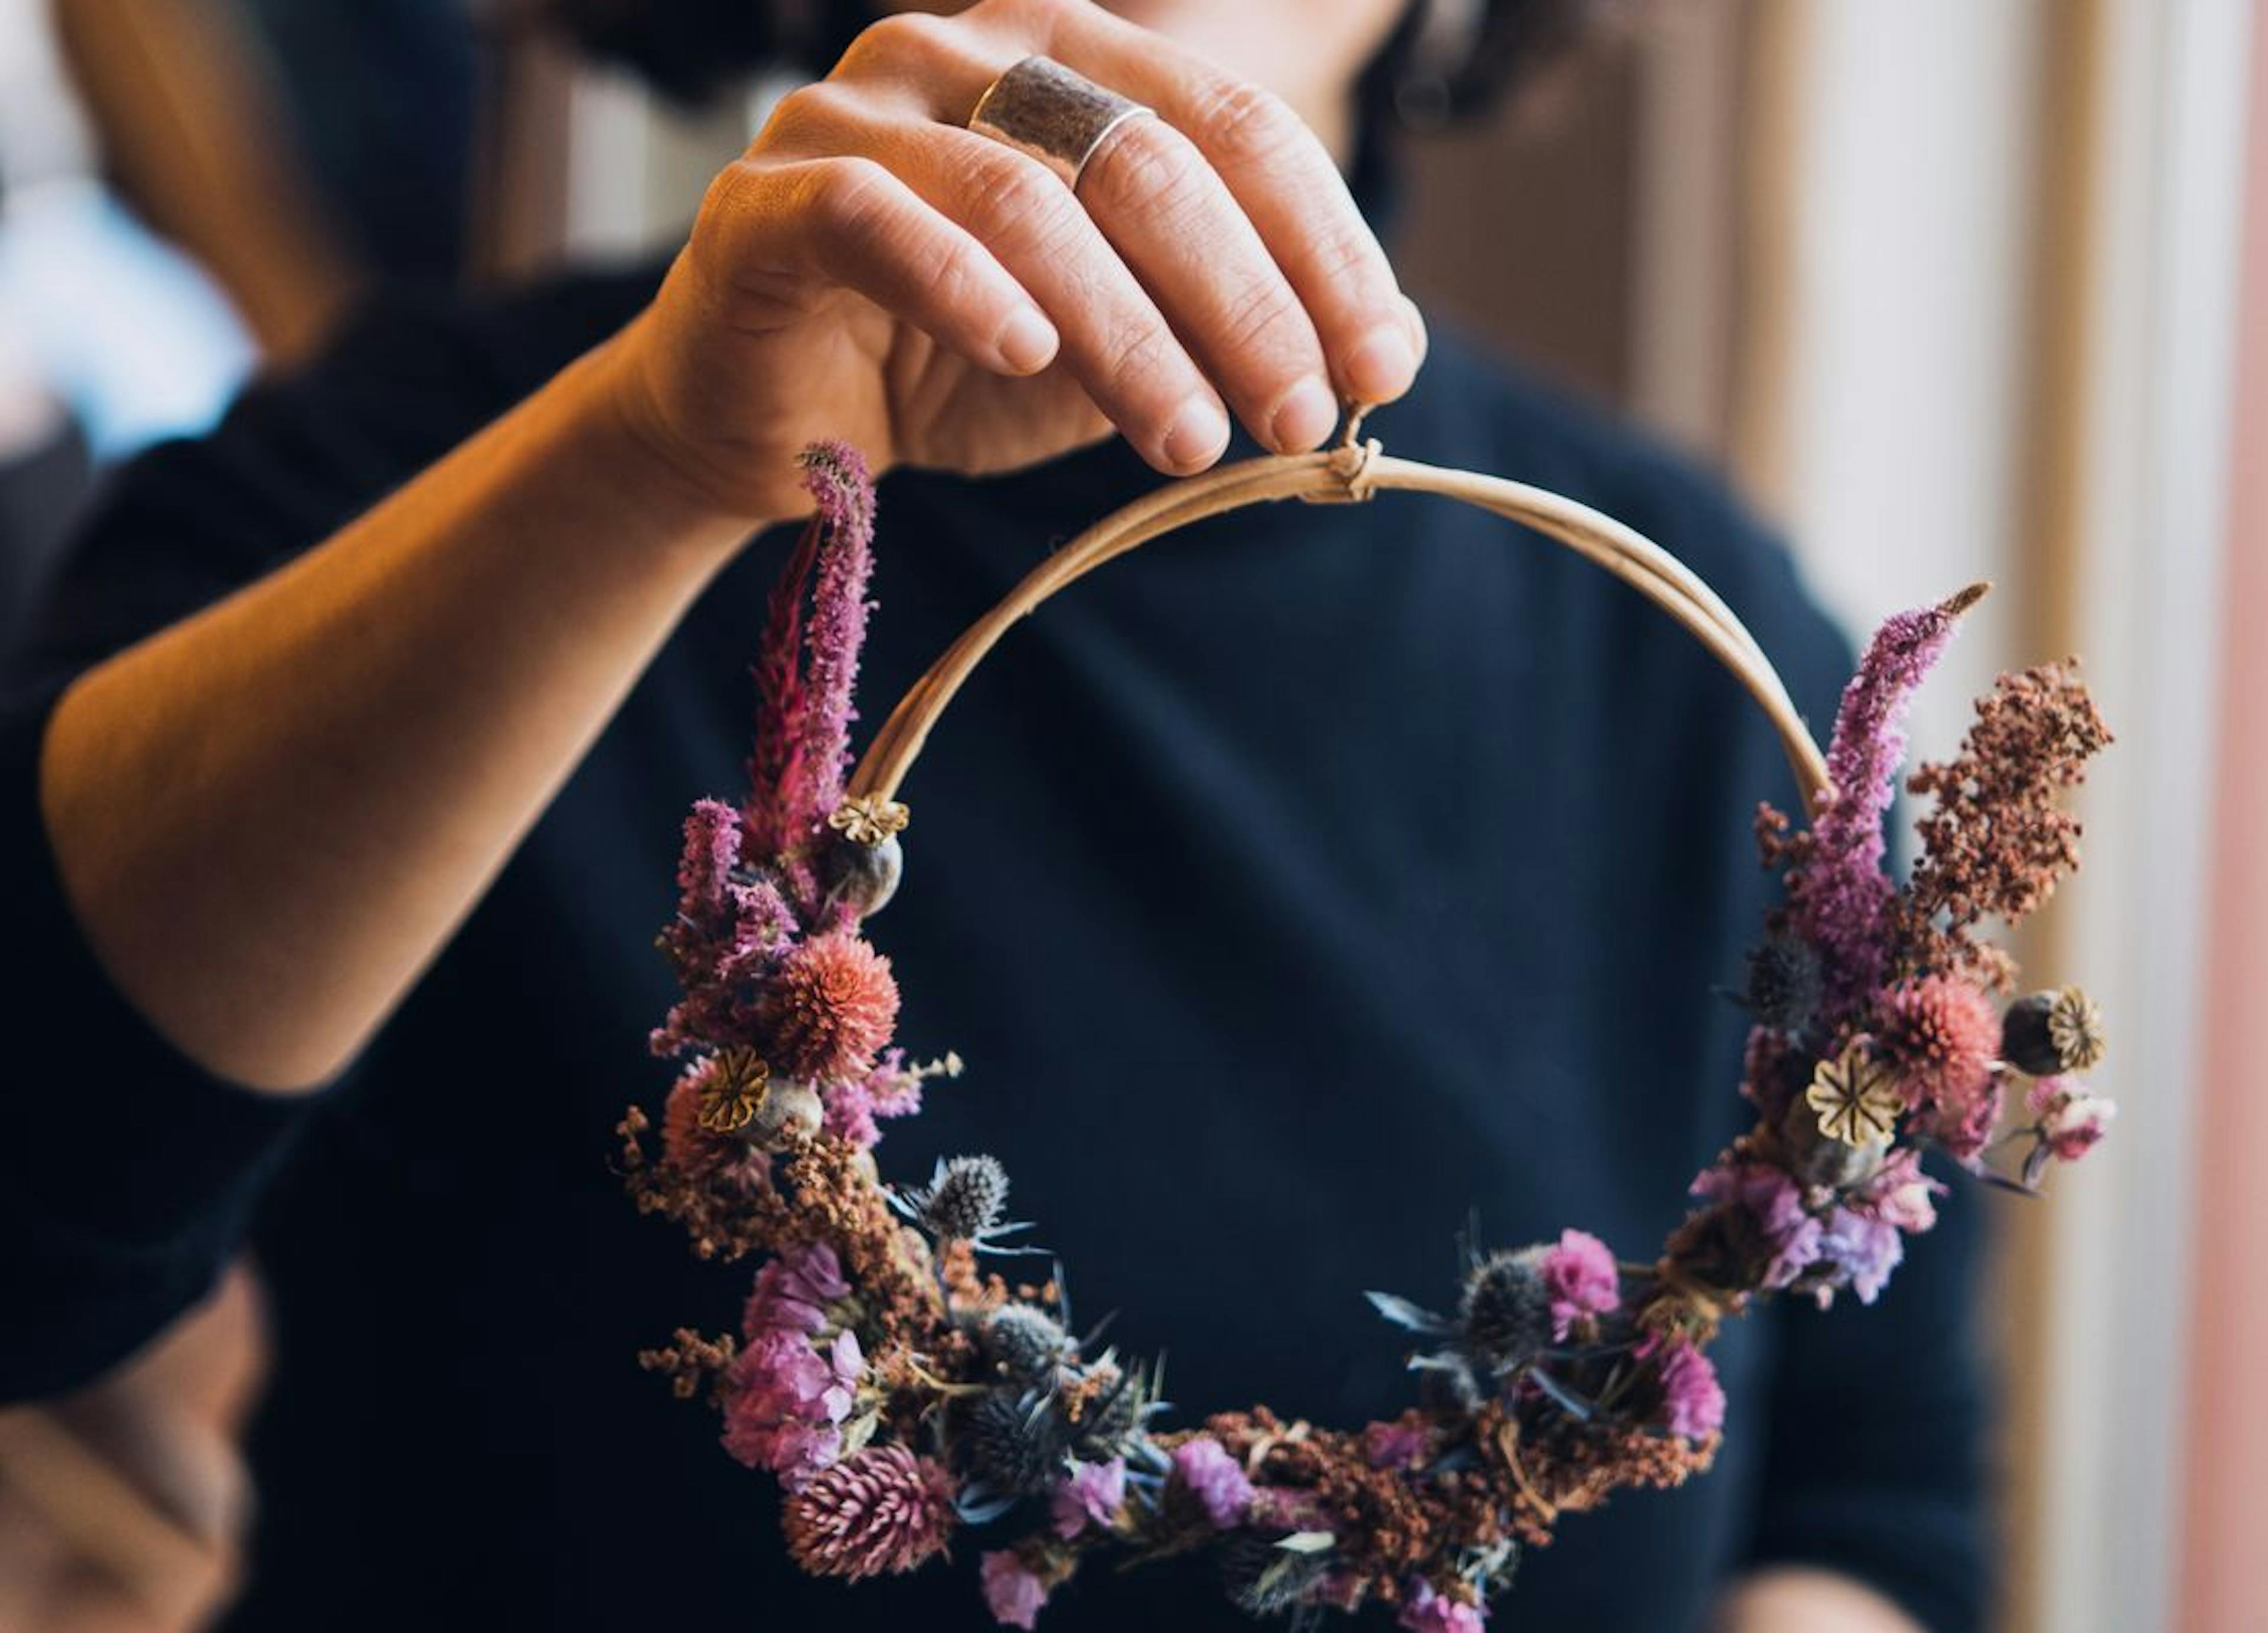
2002, 986, 2106, 1076
823, 830, 904, 920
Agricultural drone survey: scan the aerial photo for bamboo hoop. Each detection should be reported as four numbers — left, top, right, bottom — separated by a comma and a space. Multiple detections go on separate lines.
845, 418, 1832, 822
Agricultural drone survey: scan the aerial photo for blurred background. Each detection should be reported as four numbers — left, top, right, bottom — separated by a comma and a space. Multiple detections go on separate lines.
0, 1, 2260, 1629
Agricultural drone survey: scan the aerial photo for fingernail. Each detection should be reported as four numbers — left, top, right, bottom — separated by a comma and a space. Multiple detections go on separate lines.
1268, 376, 1341, 453
1345, 324, 1419, 402
1162, 397, 1230, 471
998, 307, 1058, 374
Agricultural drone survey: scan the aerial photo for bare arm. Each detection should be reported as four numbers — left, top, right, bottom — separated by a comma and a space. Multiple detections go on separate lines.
35, 0, 1424, 1095
1716, 1569, 1930, 1633
38, 340, 749, 1092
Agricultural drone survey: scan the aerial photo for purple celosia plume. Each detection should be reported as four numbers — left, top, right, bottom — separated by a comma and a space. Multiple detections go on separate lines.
1794, 585, 1984, 1019
745, 442, 878, 863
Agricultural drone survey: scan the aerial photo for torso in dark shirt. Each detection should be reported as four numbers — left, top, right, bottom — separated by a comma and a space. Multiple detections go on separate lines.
4, 268, 1986, 1632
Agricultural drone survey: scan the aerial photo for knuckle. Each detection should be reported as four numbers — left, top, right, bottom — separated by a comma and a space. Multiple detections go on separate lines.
1093, 123, 1213, 224
1188, 79, 1305, 171
1214, 274, 1306, 361
964, 158, 1086, 256
799, 156, 898, 240
1092, 315, 1175, 400
838, 9, 955, 74
764, 81, 857, 146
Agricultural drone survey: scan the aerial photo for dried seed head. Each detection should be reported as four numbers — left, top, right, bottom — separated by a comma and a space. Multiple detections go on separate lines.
1743, 936, 1823, 1033
821, 830, 904, 920
955, 1390, 1065, 1495
917, 1155, 1010, 1241
1220, 1534, 1330, 1618
2005, 986, 2107, 1076
978, 1305, 1073, 1385
1460, 1248, 1553, 1372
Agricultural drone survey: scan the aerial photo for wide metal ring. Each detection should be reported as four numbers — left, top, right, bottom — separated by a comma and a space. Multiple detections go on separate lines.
967, 55, 1155, 190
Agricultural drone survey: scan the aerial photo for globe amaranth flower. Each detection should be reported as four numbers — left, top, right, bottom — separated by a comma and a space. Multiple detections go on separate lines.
1690, 1161, 1821, 1290
1170, 1436, 1255, 1529
1397, 1577, 1487, 1633
721, 1328, 862, 1487
783, 1443, 957, 1581
1050, 1456, 1126, 1540
981, 1550, 1052, 1629
2028, 1075, 2117, 1162
1877, 976, 2000, 1109
744, 1241, 851, 1341
1649, 1338, 1726, 1440
760, 931, 901, 1083
1537, 1228, 1621, 1340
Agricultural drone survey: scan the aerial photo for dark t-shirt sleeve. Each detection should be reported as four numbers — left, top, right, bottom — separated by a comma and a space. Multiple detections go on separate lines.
0, 273, 657, 1402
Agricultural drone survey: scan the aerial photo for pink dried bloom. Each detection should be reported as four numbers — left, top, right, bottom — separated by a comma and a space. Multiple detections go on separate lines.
1050, 1456, 1126, 1539
1811, 1207, 1902, 1305
782, 1444, 956, 1581
721, 1328, 862, 1487
1877, 976, 2000, 1109
1691, 1161, 1820, 1289
981, 1550, 1052, 1629
1852, 1146, 1944, 1234
2030, 1077, 2117, 1162
1537, 1228, 1621, 1339
1918, 1074, 2005, 1169
676, 798, 744, 923
1790, 589, 1982, 1018
1170, 1436, 1255, 1529
761, 932, 900, 1083
1650, 1338, 1726, 1440
1397, 1578, 1487, 1633
743, 1242, 850, 1340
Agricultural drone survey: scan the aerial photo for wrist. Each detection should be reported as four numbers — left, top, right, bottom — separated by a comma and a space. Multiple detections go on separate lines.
568, 314, 804, 550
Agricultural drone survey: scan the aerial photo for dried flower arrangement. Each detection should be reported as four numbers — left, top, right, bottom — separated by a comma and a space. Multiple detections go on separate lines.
619, 441, 2114, 1630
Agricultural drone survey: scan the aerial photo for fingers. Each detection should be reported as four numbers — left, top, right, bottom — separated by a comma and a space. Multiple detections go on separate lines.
695, 149, 1062, 381
995, 0, 1424, 408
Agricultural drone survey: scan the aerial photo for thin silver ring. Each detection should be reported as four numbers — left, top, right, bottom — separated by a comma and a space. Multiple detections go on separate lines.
967, 55, 1155, 190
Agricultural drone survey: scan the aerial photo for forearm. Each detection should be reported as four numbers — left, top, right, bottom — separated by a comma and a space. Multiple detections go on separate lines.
40, 339, 765, 1091
1715, 1568, 1928, 1633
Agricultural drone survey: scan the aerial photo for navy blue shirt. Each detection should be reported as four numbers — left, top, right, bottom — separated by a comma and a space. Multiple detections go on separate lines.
1, 269, 1989, 1631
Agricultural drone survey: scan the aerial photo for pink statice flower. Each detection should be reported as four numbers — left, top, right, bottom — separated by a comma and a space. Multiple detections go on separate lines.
743, 1241, 850, 1340
2029, 1076, 2117, 1162
1648, 1338, 1726, 1440
1692, 1161, 1821, 1289
1397, 1578, 1487, 1633
1050, 1457, 1126, 1539
721, 1327, 862, 1487
1537, 1228, 1620, 1340
1853, 1146, 1944, 1234
1170, 1436, 1254, 1529
1795, 590, 1980, 1017
1918, 1074, 2005, 1169
981, 1550, 1051, 1629
1812, 1207, 1903, 1305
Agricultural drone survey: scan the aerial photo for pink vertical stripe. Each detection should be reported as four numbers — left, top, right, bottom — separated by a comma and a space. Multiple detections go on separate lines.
2177, 9, 2268, 1629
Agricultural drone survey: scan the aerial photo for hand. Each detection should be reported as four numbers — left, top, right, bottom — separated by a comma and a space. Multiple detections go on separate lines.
601, 0, 1427, 524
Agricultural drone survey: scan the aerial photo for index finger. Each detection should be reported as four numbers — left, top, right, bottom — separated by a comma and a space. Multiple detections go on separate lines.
1008, 1, 1423, 408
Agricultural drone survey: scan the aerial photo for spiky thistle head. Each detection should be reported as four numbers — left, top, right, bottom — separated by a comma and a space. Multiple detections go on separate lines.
1459, 1248, 1553, 1373
978, 1304, 1074, 1385
954, 1389, 1067, 1495
897, 1154, 1026, 1246
1742, 936, 1823, 1034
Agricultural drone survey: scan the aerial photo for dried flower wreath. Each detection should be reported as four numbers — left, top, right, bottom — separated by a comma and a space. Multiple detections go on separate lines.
618, 439, 2114, 1631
